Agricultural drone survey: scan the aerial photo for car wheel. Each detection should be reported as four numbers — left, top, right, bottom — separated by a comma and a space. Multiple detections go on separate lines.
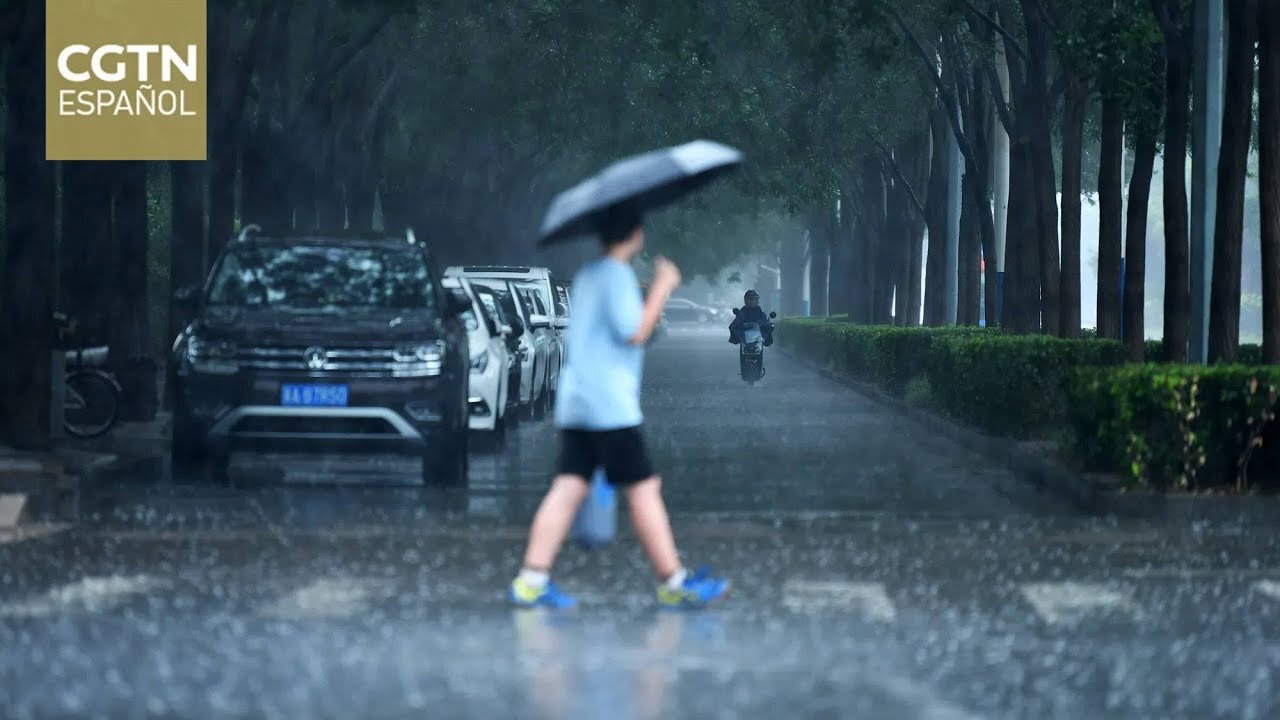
170, 408, 227, 484
474, 413, 507, 453
533, 382, 550, 420
424, 429, 469, 487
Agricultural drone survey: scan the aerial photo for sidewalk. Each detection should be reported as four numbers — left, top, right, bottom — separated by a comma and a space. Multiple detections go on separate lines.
0, 412, 170, 526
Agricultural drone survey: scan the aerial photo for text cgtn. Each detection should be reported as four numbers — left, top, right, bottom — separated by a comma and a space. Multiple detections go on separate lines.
56, 44, 199, 118
57, 44, 198, 83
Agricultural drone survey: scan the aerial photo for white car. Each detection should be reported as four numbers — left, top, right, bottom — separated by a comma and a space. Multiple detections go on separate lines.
447, 270, 553, 420
441, 276, 512, 442
450, 266, 563, 400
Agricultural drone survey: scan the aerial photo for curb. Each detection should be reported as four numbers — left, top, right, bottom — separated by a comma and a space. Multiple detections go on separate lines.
778, 343, 1280, 521
776, 345, 1104, 511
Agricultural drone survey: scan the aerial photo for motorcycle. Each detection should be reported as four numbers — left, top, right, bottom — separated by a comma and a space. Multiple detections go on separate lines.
731, 308, 776, 386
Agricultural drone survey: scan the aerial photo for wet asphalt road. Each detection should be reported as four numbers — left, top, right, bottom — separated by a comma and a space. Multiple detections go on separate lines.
4, 326, 1280, 719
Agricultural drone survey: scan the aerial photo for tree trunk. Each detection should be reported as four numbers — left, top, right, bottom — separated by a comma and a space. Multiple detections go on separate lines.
1005, 139, 1040, 333
1021, 0, 1061, 336
958, 174, 979, 325
924, 109, 950, 326
1160, 15, 1193, 362
1261, 0, 1280, 364
1, 1, 55, 449
810, 210, 832, 317
168, 161, 205, 338
1208, 0, 1258, 363
107, 163, 151, 362
1060, 75, 1087, 338
1125, 137, 1158, 361
60, 163, 114, 345
1098, 97, 1125, 339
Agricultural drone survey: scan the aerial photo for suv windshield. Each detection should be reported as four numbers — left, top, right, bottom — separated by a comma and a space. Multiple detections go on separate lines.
206, 244, 435, 310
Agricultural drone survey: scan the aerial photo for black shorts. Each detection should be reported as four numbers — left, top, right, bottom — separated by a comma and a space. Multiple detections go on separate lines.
556, 426, 655, 487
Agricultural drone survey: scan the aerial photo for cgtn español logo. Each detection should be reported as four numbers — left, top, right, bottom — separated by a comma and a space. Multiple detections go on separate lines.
46, 0, 206, 161
56, 44, 199, 117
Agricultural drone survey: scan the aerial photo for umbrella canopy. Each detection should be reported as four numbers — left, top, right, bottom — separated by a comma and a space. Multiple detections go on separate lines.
538, 139, 743, 245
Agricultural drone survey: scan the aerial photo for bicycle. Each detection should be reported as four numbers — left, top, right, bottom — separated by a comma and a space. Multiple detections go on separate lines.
55, 312, 122, 439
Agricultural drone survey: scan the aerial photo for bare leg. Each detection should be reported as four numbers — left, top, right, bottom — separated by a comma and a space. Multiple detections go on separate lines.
521, 474, 591, 571
624, 476, 681, 580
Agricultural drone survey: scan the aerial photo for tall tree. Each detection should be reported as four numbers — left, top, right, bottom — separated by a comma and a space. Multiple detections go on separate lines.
1, 0, 55, 449
1152, 0, 1194, 361
1261, 0, 1280, 363
1097, 97, 1125, 339
1121, 8, 1166, 361
1207, 0, 1258, 363
1059, 72, 1087, 337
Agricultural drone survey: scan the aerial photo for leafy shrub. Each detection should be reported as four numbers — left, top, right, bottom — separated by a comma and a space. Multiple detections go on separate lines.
1069, 364, 1280, 490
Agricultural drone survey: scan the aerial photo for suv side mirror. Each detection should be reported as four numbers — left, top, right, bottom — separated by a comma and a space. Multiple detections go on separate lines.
174, 285, 200, 308
499, 323, 514, 337
445, 289, 470, 317
769, 312, 777, 319
553, 317, 568, 330
529, 313, 552, 330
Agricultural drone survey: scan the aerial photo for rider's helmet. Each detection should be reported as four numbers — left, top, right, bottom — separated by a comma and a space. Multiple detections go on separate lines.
744, 289, 760, 306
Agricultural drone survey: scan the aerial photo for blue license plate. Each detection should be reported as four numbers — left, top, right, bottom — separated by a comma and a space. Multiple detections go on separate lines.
280, 384, 349, 407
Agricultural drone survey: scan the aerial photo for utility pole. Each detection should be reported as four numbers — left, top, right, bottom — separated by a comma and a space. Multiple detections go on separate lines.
993, 42, 1012, 326
1190, 0, 1225, 363
945, 114, 963, 326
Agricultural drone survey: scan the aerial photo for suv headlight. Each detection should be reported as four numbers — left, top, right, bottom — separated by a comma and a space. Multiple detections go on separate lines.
470, 351, 489, 372
393, 342, 443, 363
393, 341, 445, 376
183, 336, 239, 374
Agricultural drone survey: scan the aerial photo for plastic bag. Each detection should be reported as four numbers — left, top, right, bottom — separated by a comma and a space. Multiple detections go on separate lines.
571, 467, 616, 548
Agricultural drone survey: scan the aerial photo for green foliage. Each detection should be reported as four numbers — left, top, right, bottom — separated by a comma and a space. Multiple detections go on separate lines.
777, 319, 1124, 438
1144, 340, 1265, 365
1069, 365, 1280, 491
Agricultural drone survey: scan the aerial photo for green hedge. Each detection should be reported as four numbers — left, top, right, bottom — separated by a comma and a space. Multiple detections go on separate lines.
778, 319, 1280, 491
777, 320, 1125, 439
1070, 364, 1280, 490
1143, 340, 1264, 365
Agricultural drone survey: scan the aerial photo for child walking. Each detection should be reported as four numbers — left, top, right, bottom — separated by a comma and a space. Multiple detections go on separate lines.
507, 205, 730, 610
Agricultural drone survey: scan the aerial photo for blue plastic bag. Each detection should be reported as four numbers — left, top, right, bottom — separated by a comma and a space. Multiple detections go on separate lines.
571, 467, 616, 548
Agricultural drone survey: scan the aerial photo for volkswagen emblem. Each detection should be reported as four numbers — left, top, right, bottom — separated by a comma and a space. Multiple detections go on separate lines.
303, 346, 327, 370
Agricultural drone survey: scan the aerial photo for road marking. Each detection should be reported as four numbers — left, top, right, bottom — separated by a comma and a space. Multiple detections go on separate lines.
1254, 580, 1280, 601
1124, 567, 1280, 579
0, 574, 168, 618
1019, 582, 1134, 624
0, 523, 70, 545
0, 494, 27, 528
259, 577, 394, 619
782, 580, 896, 622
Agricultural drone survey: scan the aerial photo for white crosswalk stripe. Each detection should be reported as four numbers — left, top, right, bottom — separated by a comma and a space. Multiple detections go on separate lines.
1019, 582, 1136, 625
258, 577, 395, 619
782, 580, 897, 622
1253, 580, 1280, 601
0, 574, 169, 618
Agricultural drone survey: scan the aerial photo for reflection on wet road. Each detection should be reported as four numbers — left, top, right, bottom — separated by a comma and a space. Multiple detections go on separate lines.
3, 326, 1280, 718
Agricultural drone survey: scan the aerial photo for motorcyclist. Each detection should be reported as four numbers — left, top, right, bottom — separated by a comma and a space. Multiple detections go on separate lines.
728, 289, 774, 346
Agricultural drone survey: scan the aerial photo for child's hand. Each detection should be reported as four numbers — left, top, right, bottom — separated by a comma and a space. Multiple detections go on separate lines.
652, 257, 682, 292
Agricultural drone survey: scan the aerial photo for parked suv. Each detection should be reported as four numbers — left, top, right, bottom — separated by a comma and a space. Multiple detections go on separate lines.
169, 228, 472, 485
449, 266, 563, 402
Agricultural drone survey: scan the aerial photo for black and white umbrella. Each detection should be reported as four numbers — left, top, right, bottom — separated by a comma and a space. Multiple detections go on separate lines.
538, 139, 743, 245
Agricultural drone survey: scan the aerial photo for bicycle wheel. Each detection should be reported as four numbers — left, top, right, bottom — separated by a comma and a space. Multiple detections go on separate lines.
64, 369, 120, 438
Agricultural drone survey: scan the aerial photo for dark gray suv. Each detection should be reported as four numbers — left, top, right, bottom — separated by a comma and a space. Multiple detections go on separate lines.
169, 228, 472, 485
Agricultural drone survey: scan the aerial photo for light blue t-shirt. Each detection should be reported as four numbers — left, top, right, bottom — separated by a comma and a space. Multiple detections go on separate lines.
554, 257, 645, 430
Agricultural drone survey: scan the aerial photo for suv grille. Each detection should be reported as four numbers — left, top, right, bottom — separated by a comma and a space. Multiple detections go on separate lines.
230, 416, 400, 436
236, 346, 441, 377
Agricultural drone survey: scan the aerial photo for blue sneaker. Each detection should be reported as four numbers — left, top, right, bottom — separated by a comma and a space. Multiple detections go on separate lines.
508, 577, 578, 609
657, 568, 730, 609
